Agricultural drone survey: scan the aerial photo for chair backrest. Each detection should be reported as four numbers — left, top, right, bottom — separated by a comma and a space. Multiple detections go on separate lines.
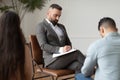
24, 44, 33, 80
29, 35, 75, 80
29, 35, 43, 65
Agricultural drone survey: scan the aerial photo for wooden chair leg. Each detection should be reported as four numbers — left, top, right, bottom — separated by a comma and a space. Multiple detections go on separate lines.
54, 77, 58, 80
50, 76, 59, 80
50, 76, 54, 80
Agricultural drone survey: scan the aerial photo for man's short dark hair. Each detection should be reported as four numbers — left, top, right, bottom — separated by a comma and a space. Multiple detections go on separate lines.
98, 17, 116, 31
50, 4, 62, 11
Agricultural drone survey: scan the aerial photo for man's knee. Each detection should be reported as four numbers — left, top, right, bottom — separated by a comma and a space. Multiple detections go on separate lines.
75, 50, 85, 62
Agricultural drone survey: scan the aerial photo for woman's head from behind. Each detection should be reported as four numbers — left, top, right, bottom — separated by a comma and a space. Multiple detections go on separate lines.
0, 10, 21, 41
0, 11, 25, 80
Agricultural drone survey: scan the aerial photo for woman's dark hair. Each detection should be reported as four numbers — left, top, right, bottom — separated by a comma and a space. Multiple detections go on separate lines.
98, 17, 116, 31
0, 11, 25, 80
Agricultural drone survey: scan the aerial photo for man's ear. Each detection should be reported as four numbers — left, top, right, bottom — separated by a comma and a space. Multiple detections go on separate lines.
47, 10, 50, 16
116, 28, 118, 32
100, 27, 104, 34
99, 27, 105, 38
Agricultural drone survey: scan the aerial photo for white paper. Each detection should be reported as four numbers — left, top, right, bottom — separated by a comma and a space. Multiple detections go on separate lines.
52, 48, 77, 58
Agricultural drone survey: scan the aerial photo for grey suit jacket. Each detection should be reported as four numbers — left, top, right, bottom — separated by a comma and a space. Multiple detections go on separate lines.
36, 19, 71, 67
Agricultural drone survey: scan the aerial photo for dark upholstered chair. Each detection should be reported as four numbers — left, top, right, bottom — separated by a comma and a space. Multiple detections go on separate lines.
29, 35, 75, 80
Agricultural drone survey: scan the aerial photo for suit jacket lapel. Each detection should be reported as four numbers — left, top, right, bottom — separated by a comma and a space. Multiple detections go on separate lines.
43, 20, 60, 42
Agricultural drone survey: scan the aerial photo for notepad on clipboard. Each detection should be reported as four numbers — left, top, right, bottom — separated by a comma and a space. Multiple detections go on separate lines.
52, 48, 77, 58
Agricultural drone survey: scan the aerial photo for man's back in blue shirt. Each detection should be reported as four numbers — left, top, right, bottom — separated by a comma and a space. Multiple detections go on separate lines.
80, 17, 120, 80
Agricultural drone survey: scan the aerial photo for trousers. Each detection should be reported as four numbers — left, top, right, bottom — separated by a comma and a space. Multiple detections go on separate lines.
75, 73, 93, 80
47, 50, 85, 73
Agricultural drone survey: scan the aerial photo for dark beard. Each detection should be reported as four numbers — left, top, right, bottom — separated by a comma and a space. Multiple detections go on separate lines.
50, 20, 58, 26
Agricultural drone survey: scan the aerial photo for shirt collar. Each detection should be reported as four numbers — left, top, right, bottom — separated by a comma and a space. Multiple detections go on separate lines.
105, 32, 118, 38
45, 18, 51, 24
45, 18, 57, 27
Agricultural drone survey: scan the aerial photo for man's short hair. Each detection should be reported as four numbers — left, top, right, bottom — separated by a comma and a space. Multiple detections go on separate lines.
98, 17, 116, 31
49, 4, 62, 11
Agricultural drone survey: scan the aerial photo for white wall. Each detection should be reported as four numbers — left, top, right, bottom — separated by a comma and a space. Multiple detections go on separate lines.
21, 0, 120, 54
